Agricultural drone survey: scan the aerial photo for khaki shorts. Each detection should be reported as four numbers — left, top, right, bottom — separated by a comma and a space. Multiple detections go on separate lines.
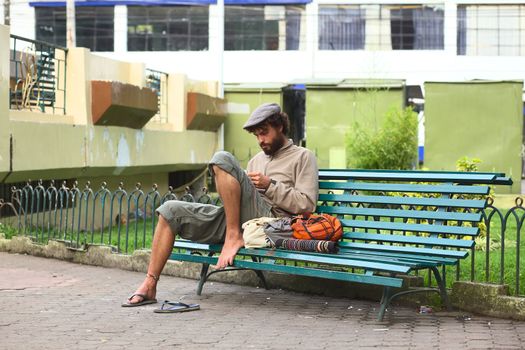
156, 151, 274, 243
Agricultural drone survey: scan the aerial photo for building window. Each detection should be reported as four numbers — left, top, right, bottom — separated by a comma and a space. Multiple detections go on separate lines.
35, 6, 114, 51
318, 4, 444, 51
457, 5, 525, 56
318, 5, 366, 50
35, 7, 66, 46
128, 6, 209, 51
225, 5, 305, 51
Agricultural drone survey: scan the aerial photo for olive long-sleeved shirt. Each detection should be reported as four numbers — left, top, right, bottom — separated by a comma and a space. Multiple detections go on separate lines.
247, 139, 318, 217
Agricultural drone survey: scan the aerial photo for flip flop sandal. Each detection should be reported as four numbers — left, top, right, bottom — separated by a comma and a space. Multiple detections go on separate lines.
121, 293, 157, 307
154, 301, 200, 313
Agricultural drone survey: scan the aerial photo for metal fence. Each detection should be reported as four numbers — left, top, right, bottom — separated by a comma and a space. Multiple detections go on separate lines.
0, 180, 219, 254
9, 35, 67, 115
145, 68, 168, 124
1, 180, 524, 296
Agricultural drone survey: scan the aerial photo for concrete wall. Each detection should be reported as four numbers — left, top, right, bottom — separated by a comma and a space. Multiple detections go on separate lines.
89, 54, 145, 88
424, 81, 523, 194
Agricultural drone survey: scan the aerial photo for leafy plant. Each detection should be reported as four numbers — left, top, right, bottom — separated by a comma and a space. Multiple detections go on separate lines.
345, 107, 418, 170
456, 156, 482, 172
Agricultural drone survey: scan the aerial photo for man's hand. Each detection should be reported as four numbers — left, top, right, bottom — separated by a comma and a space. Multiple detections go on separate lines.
247, 172, 271, 191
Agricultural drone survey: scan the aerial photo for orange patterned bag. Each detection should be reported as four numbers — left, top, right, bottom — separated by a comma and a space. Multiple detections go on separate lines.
291, 214, 343, 242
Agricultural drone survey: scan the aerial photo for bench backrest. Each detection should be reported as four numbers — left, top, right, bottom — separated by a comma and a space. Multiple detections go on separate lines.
316, 169, 509, 263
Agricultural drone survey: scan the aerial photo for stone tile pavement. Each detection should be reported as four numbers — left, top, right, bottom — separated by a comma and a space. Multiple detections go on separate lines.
1, 252, 525, 349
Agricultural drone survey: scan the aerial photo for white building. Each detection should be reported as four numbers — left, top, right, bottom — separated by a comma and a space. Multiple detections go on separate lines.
3, 0, 525, 89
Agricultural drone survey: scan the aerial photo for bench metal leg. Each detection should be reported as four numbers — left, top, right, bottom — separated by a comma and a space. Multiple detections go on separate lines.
378, 286, 394, 321
431, 266, 451, 310
251, 257, 268, 290
376, 266, 450, 320
195, 255, 268, 294
197, 262, 211, 296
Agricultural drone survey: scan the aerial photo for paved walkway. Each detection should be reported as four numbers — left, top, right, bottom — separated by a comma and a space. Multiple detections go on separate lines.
1, 252, 525, 350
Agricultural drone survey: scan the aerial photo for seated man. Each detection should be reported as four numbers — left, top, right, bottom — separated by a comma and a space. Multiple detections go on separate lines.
123, 102, 318, 306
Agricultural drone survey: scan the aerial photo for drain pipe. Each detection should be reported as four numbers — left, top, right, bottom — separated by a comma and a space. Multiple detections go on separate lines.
0, 134, 13, 184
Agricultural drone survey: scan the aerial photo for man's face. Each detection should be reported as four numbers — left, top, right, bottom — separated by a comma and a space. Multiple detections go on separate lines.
252, 124, 285, 156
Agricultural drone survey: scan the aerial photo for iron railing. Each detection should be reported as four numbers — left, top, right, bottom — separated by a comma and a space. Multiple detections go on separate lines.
1, 180, 524, 297
0, 180, 218, 254
145, 68, 168, 123
9, 35, 67, 115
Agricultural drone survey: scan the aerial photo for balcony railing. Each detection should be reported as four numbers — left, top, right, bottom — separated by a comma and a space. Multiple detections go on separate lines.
146, 68, 168, 123
9, 35, 67, 115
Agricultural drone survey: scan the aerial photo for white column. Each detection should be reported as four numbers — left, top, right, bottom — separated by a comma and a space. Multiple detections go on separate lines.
209, 4, 224, 149
114, 5, 127, 52
443, 1, 457, 55
305, 1, 318, 79
66, 0, 76, 47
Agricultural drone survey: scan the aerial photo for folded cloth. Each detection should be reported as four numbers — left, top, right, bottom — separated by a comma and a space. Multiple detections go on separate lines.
242, 217, 279, 248
264, 217, 293, 244
274, 238, 339, 254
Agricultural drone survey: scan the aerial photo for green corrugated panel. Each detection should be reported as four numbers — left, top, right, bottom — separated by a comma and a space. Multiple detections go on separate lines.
306, 80, 405, 169
424, 81, 523, 194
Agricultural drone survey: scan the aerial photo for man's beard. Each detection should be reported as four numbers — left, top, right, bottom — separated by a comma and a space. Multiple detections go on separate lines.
260, 137, 285, 155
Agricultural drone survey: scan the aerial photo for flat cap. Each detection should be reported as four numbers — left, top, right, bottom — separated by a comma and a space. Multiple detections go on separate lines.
243, 103, 281, 130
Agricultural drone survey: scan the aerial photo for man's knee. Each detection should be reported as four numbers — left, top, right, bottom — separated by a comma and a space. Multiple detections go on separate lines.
210, 151, 236, 168
209, 151, 240, 179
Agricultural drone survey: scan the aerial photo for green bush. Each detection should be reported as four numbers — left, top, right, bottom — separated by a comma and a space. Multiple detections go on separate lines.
456, 156, 482, 172
345, 106, 418, 170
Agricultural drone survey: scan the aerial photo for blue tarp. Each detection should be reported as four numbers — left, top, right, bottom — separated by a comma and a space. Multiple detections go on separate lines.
30, 0, 311, 6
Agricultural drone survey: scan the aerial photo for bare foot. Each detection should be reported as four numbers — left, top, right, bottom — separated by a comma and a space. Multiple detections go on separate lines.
123, 277, 157, 306
216, 237, 244, 269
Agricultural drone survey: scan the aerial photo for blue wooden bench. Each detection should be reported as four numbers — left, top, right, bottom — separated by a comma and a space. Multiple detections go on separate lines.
170, 169, 511, 320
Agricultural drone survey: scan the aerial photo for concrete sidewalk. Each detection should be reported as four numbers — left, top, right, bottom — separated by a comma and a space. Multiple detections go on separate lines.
1, 252, 524, 350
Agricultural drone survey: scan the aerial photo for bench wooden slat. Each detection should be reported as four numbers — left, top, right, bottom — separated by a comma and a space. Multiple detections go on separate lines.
338, 248, 458, 266
316, 205, 482, 222
319, 170, 497, 183
170, 252, 404, 288
173, 241, 410, 273
340, 219, 479, 236
320, 168, 506, 177
174, 240, 453, 268
318, 169, 513, 186
318, 193, 487, 209
340, 241, 468, 259
318, 181, 490, 195
344, 232, 474, 249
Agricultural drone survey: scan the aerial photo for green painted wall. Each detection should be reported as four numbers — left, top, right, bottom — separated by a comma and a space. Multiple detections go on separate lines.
224, 90, 283, 168
424, 81, 523, 194
306, 87, 405, 169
